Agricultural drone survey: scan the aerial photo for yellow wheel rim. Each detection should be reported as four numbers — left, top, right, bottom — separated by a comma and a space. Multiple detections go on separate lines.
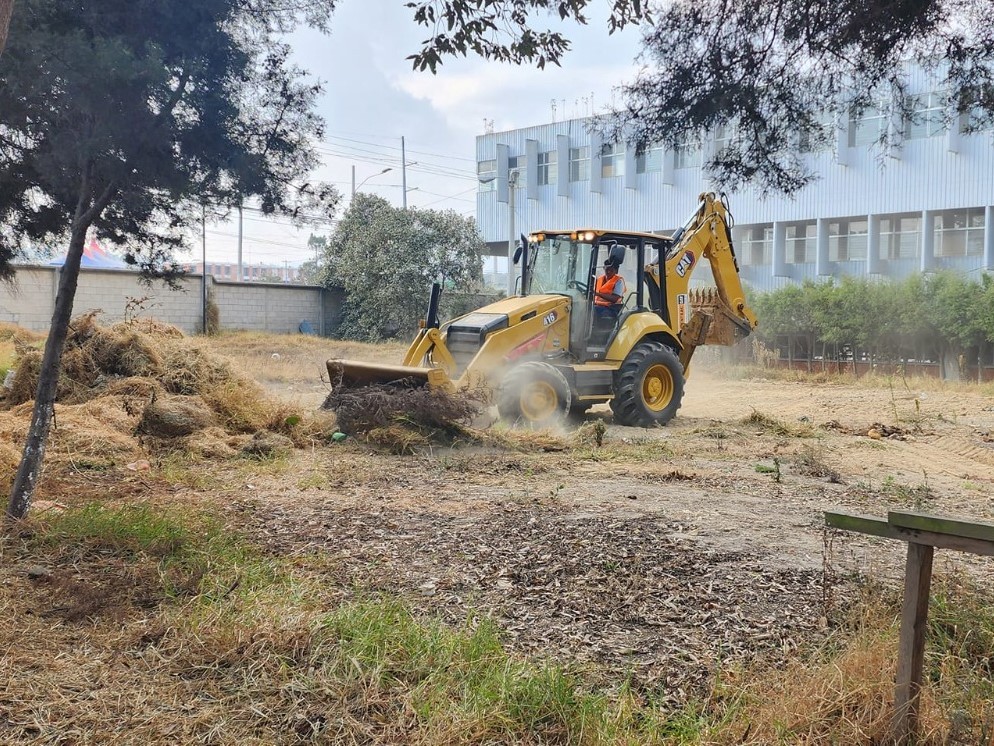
520, 380, 558, 422
642, 364, 674, 412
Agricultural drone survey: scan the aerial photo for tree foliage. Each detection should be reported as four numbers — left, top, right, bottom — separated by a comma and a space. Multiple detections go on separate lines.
0, 0, 338, 278
323, 193, 485, 341
0, 0, 338, 518
406, 0, 994, 194
406, 0, 647, 72
610, 0, 994, 193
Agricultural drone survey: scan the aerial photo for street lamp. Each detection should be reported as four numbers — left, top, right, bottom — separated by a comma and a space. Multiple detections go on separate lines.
352, 167, 392, 196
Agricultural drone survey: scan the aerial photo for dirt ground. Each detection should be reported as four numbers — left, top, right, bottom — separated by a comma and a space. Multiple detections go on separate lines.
5, 329, 994, 730
208, 343, 994, 699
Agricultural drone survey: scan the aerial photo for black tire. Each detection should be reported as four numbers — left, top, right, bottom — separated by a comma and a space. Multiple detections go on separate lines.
568, 402, 593, 422
610, 341, 685, 427
497, 362, 572, 427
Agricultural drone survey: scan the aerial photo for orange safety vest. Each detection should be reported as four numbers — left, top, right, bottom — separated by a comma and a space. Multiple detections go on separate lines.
594, 273, 624, 307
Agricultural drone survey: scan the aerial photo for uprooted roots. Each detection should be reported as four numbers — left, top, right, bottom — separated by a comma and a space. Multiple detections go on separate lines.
323, 380, 482, 444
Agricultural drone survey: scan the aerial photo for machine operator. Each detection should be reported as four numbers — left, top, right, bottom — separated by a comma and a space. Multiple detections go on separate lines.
593, 258, 626, 320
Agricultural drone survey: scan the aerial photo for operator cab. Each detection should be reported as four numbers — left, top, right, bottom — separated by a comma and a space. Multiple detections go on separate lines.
521, 229, 673, 362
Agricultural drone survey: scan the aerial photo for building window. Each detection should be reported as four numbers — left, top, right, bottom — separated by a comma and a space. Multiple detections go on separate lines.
508, 155, 526, 187
935, 208, 985, 257
600, 142, 625, 178
799, 112, 834, 153
786, 223, 815, 264
478, 159, 496, 192
828, 219, 868, 261
848, 102, 888, 147
959, 103, 992, 133
712, 124, 733, 157
537, 151, 557, 186
674, 135, 701, 169
742, 225, 772, 266
904, 91, 947, 139
635, 143, 664, 173
569, 146, 589, 182
881, 215, 921, 260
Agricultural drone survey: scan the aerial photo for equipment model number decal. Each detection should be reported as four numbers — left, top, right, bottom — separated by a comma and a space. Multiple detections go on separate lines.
542, 311, 558, 326
675, 250, 696, 277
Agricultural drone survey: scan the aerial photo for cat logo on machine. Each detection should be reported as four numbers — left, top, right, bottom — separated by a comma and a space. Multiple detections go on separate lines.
542, 310, 558, 326
675, 250, 696, 278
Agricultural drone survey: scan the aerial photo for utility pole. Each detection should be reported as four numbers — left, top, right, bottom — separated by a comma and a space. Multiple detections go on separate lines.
351, 165, 356, 197
508, 170, 518, 296
236, 203, 243, 283
401, 136, 408, 210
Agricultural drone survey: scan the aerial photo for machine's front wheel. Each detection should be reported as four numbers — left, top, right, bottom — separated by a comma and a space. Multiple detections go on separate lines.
497, 362, 572, 427
611, 341, 685, 427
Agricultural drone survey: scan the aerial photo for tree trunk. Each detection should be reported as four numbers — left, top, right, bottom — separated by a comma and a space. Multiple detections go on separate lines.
6, 220, 88, 519
0, 0, 13, 57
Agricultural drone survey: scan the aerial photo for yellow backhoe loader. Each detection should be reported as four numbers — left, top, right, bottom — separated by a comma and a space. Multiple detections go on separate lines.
327, 192, 758, 427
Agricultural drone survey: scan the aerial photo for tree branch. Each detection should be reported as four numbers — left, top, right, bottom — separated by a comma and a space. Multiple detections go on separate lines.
0, 0, 13, 57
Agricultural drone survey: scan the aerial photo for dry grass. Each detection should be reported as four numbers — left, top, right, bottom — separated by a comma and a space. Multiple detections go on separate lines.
4, 326, 994, 744
0, 318, 335, 488
6, 497, 991, 745
742, 409, 816, 438
196, 330, 409, 384
0, 503, 677, 745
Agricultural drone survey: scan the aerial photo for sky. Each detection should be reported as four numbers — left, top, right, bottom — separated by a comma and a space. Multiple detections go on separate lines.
184, 0, 644, 270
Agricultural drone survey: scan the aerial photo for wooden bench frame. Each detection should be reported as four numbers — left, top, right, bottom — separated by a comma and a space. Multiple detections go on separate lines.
824, 510, 994, 745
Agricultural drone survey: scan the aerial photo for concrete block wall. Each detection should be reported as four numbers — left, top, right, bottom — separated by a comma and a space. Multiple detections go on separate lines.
72, 269, 204, 332
212, 281, 325, 335
0, 266, 57, 329
1, 266, 345, 336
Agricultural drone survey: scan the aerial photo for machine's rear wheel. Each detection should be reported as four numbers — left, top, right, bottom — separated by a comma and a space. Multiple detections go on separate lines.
611, 341, 684, 427
497, 362, 572, 427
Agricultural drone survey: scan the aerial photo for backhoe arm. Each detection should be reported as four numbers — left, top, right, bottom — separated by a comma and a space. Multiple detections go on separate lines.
648, 193, 758, 365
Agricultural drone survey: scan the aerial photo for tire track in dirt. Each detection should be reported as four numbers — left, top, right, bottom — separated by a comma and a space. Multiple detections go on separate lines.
928, 434, 994, 469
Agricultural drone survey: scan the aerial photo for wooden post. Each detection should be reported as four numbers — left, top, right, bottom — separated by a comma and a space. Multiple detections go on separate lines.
892, 541, 934, 745
825, 511, 994, 745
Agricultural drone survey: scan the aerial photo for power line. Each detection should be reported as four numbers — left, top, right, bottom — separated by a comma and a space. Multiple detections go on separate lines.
322, 134, 477, 164
416, 186, 478, 208
314, 142, 477, 180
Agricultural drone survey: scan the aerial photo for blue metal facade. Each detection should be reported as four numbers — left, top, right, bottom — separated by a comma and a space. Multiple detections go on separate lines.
475, 87, 994, 292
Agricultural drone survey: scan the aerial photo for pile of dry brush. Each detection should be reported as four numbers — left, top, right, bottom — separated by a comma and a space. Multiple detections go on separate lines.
322, 377, 587, 455
323, 379, 483, 454
0, 314, 331, 478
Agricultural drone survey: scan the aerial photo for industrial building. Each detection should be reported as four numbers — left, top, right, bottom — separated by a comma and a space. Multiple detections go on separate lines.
475, 83, 994, 292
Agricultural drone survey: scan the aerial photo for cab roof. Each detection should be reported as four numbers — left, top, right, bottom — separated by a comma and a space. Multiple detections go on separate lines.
532, 229, 673, 242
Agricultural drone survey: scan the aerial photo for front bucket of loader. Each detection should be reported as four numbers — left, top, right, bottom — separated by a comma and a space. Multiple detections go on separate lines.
326, 360, 453, 391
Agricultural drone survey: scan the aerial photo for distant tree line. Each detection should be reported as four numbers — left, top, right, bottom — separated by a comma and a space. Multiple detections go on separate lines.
750, 273, 994, 380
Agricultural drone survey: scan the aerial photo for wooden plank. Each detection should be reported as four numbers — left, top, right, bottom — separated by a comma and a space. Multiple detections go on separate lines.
891, 526, 994, 557
825, 512, 994, 557
825, 512, 902, 539
891, 542, 934, 745
889, 511, 994, 544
